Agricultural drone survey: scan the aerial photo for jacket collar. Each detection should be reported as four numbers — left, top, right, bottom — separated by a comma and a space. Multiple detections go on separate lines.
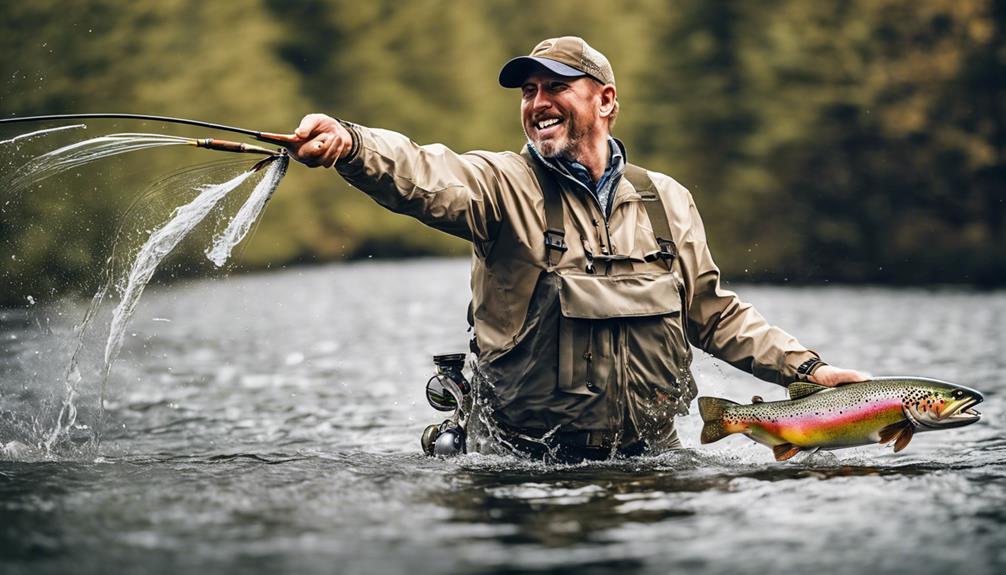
525, 138, 627, 201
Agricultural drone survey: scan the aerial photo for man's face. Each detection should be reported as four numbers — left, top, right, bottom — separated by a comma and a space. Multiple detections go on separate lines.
521, 73, 603, 161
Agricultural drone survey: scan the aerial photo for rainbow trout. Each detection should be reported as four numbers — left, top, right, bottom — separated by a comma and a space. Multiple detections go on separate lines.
698, 377, 983, 461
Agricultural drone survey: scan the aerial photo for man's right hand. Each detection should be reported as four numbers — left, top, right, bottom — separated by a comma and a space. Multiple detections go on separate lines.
267, 114, 352, 168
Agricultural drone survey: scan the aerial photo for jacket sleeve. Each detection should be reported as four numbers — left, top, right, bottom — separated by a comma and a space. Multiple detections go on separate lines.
677, 190, 818, 386
333, 122, 505, 247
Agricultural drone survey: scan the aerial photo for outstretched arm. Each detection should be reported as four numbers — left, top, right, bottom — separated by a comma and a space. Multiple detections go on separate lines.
675, 187, 869, 387
271, 114, 507, 245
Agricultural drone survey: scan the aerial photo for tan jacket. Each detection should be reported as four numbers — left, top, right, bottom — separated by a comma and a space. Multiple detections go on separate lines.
335, 124, 817, 429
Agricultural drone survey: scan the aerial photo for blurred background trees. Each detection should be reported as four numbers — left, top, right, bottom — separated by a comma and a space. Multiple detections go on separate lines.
1, 0, 1003, 305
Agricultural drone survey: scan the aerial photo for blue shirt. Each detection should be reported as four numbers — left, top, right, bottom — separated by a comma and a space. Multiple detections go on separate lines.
527, 137, 625, 219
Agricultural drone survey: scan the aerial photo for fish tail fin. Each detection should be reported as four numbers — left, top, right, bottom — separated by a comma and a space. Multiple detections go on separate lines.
698, 396, 739, 444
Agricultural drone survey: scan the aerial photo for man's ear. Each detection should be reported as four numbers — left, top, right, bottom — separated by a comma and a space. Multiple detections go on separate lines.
598, 84, 617, 118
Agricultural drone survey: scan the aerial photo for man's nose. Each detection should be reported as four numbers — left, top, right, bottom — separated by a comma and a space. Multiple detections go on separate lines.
532, 89, 553, 111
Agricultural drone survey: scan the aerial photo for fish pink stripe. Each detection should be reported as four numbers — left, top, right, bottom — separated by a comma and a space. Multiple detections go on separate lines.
756, 397, 903, 437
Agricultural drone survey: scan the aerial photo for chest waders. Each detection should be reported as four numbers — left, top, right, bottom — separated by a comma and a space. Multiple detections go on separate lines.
473, 148, 697, 458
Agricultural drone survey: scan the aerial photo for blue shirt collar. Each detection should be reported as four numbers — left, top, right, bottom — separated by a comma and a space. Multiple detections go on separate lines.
558, 137, 624, 192
527, 137, 625, 217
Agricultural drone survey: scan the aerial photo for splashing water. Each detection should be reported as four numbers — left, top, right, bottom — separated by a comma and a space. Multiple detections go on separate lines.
3, 132, 191, 198
2, 125, 289, 454
206, 154, 289, 266
102, 167, 261, 370
35, 156, 287, 453
0, 124, 87, 146
43, 283, 110, 452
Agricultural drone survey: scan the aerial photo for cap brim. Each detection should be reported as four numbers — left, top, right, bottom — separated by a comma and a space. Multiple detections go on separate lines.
498, 56, 586, 88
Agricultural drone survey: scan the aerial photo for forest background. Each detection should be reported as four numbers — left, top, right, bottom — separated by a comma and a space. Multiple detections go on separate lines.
1, 0, 1003, 306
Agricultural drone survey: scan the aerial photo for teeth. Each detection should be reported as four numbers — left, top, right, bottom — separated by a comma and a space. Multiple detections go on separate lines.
537, 118, 560, 129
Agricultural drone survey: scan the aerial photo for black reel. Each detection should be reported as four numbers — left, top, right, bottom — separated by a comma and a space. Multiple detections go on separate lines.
421, 353, 471, 457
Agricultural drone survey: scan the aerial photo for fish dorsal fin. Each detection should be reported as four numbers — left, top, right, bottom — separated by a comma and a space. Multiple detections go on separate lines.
773, 443, 802, 461
787, 381, 829, 400
878, 421, 915, 453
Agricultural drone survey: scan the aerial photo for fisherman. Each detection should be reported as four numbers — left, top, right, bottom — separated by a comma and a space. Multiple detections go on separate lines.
276, 37, 869, 461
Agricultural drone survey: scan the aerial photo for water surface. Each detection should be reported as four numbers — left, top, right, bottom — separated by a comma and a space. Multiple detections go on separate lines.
1, 259, 1003, 574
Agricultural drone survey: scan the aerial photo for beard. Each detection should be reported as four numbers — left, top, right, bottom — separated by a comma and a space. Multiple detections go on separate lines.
524, 113, 594, 161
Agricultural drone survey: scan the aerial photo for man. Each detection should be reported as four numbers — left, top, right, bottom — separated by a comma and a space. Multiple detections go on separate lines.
275, 37, 867, 461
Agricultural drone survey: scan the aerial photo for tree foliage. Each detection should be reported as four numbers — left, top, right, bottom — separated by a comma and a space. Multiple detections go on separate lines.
1, 0, 1003, 305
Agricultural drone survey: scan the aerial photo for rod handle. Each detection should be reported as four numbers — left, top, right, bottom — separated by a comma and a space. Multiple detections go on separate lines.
256, 132, 296, 145
196, 138, 276, 155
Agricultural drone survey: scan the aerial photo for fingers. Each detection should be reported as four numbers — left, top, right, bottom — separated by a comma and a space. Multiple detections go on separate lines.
810, 366, 872, 387
279, 114, 351, 168
321, 136, 351, 168
295, 113, 332, 139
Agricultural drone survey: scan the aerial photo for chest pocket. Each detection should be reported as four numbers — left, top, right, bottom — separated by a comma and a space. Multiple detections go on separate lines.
558, 271, 680, 319
556, 271, 686, 398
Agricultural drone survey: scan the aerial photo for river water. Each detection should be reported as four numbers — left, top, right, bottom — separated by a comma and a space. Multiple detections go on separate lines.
1, 258, 1003, 574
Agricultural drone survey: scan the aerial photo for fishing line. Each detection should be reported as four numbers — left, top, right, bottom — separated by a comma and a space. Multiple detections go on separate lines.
1, 132, 281, 201
0, 124, 86, 145
0, 113, 290, 145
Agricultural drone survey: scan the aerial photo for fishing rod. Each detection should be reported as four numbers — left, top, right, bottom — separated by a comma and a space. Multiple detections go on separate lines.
0, 112, 292, 149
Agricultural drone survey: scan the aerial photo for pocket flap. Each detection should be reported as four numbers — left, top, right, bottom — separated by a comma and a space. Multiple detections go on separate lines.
558, 271, 681, 319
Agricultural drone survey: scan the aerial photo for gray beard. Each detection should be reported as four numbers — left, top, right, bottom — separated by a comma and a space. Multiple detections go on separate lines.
523, 116, 595, 162
537, 139, 572, 159
524, 127, 579, 161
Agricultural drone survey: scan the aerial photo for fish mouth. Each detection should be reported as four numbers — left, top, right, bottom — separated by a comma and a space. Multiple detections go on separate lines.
906, 395, 983, 430
939, 397, 982, 428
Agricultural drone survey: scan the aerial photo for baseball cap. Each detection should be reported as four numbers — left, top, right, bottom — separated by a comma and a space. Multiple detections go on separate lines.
499, 36, 615, 88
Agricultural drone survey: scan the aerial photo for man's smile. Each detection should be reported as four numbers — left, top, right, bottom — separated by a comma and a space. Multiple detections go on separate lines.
533, 116, 564, 138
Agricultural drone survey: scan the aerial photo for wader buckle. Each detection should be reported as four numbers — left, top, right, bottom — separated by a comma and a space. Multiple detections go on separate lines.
543, 229, 568, 253
580, 430, 612, 449
645, 238, 678, 263
591, 253, 630, 263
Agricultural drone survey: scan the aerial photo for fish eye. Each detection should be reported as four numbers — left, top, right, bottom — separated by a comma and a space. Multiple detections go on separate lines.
952, 389, 966, 400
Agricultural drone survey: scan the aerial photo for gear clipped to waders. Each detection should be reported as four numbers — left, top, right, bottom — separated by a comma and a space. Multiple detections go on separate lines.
420, 353, 471, 457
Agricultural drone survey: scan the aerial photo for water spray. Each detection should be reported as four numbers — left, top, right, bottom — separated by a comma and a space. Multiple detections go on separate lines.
0, 113, 291, 146
1, 115, 284, 159
1, 114, 293, 453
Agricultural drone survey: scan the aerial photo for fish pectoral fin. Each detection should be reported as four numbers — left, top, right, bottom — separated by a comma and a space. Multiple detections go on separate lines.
893, 426, 915, 452
772, 443, 802, 461
877, 422, 904, 444
878, 421, 915, 453
787, 382, 829, 400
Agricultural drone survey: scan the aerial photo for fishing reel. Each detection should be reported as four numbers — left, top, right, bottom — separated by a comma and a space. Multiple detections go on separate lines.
420, 353, 470, 457
421, 420, 467, 457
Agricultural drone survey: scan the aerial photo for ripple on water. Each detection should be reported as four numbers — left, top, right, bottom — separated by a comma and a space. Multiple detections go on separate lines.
1, 263, 1004, 574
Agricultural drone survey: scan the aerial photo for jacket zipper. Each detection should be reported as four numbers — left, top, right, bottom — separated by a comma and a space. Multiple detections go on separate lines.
537, 153, 619, 262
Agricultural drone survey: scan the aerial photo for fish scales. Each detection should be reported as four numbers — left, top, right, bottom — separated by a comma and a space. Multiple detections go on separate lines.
698, 377, 983, 461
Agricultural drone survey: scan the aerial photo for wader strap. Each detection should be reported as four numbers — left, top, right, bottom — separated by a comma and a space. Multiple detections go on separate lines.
624, 163, 677, 269
521, 147, 567, 268
469, 149, 565, 334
